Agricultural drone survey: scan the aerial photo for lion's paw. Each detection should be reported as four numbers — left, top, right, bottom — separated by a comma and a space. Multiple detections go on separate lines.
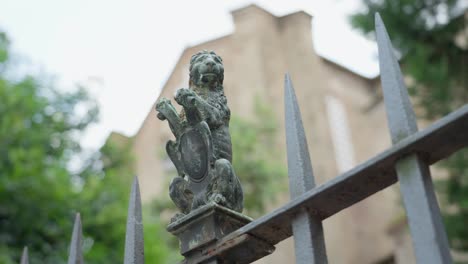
175, 88, 196, 107
209, 193, 227, 206
170, 212, 186, 224
155, 97, 170, 110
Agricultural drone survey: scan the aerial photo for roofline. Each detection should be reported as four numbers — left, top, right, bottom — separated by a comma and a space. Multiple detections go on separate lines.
131, 6, 380, 139
320, 56, 380, 81
230, 3, 276, 17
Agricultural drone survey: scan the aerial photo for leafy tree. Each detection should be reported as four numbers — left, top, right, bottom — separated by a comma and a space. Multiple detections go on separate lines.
0, 30, 172, 263
350, 0, 468, 251
0, 30, 97, 263
351, 0, 466, 119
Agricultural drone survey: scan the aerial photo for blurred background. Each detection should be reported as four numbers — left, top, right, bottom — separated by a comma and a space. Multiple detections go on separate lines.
0, 0, 466, 263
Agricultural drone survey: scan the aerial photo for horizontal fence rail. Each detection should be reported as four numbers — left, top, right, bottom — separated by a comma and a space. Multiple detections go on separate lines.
182, 103, 468, 263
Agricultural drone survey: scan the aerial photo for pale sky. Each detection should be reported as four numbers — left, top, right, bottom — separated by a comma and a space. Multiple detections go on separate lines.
0, 0, 379, 150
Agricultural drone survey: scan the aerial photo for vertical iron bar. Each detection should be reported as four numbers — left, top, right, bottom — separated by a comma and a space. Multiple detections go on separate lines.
124, 177, 144, 264
20, 246, 28, 264
284, 74, 328, 264
67, 213, 84, 264
375, 13, 452, 264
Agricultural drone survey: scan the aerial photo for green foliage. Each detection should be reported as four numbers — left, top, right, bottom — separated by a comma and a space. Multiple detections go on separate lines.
0, 30, 172, 263
0, 31, 98, 263
351, 0, 467, 119
78, 141, 134, 263
351, 0, 468, 252
230, 98, 287, 216
441, 149, 468, 250
82, 140, 179, 263
142, 208, 181, 263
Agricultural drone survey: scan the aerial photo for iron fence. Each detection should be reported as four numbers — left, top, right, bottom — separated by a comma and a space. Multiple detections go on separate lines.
19, 13, 468, 264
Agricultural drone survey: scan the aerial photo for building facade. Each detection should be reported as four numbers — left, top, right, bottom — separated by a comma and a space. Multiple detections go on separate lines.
128, 5, 412, 264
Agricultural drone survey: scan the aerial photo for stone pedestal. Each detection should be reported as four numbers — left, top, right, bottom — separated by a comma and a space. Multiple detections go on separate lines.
167, 202, 252, 257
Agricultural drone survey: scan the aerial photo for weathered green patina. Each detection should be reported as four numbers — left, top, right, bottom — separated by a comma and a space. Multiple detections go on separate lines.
156, 50, 244, 221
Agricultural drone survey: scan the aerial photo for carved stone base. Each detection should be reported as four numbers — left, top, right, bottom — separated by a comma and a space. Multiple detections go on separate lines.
167, 202, 252, 257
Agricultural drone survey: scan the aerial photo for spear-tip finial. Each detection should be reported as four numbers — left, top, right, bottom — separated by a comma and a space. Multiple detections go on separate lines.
124, 176, 144, 264
375, 12, 418, 143
284, 74, 316, 198
67, 213, 84, 264
20, 246, 29, 264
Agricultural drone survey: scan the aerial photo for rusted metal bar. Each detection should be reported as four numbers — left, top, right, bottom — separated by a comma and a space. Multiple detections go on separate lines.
184, 103, 468, 263
124, 177, 144, 264
375, 13, 452, 264
20, 247, 28, 264
67, 213, 84, 264
284, 74, 327, 263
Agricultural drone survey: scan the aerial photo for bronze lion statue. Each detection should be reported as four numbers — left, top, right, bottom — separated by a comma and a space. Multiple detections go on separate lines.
156, 50, 243, 219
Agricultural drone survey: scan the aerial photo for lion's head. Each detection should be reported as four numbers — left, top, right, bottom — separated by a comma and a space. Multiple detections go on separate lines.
189, 50, 224, 89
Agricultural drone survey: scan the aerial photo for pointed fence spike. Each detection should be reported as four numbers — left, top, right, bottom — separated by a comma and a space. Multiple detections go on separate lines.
284, 74, 327, 263
375, 13, 452, 264
375, 12, 418, 144
20, 246, 29, 264
124, 176, 144, 264
67, 213, 84, 264
284, 74, 316, 197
